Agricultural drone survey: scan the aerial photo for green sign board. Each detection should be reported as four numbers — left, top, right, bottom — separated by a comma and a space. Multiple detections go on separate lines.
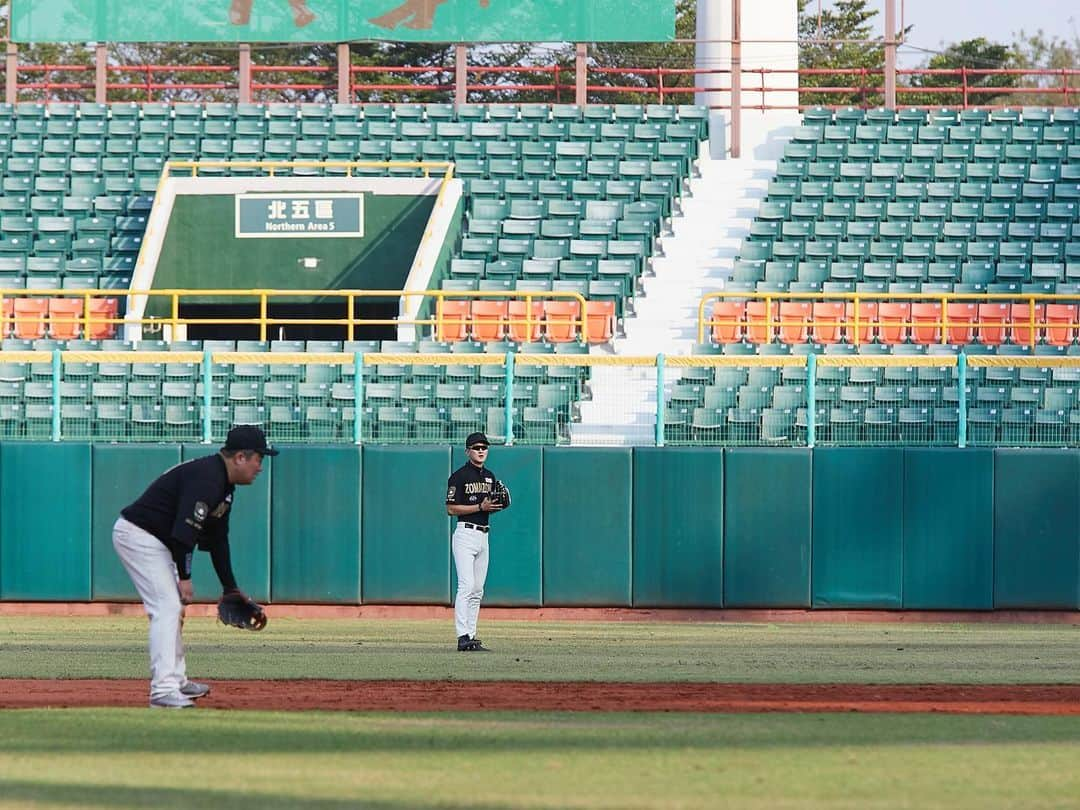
236, 193, 364, 238
11, 0, 675, 43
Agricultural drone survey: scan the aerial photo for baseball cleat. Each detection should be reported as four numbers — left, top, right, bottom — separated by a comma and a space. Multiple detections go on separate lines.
149, 692, 195, 709
461, 636, 490, 652
180, 681, 210, 699
457, 634, 473, 651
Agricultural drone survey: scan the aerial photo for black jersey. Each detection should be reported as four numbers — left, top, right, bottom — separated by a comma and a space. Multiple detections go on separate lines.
446, 462, 497, 527
121, 453, 238, 586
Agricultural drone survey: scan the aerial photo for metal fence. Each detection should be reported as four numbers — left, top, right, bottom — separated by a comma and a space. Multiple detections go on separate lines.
3, 349, 1080, 447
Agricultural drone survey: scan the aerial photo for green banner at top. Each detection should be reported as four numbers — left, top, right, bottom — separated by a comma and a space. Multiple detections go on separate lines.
11, 0, 675, 43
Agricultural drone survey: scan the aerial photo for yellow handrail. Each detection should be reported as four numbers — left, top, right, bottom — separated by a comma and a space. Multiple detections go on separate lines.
698, 290, 1080, 349
163, 159, 456, 179
0, 287, 590, 343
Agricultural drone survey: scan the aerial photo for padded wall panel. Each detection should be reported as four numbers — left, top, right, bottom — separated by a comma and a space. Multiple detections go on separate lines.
362, 445, 451, 604
812, 448, 903, 608
480, 446, 543, 606
724, 449, 812, 608
903, 448, 994, 609
270, 445, 359, 603
632, 447, 724, 607
542, 448, 632, 606
0, 444, 92, 600
994, 449, 1080, 609
91, 445, 181, 600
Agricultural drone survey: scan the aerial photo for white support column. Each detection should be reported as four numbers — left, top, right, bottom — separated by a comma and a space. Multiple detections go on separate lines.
695, 0, 730, 156
730, 0, 800, 161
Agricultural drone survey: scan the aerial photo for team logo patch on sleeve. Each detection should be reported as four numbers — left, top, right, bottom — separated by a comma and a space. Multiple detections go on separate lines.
194, 502, 209, 521
447, 486, 456, 500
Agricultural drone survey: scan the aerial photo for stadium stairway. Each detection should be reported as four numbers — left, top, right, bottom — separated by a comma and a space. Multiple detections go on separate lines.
570, 152, 776, 445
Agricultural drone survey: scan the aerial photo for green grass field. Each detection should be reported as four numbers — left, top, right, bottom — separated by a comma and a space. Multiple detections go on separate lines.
2, 616, 1078, 682
2, 617, 1079, 809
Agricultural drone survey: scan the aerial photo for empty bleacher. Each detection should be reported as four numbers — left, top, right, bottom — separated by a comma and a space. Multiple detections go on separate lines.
0, 337, 597, 444
0, 100, 713, 443
723, 105, 1078, 307
0, 100, 705, 344
668, 105, 1080, 447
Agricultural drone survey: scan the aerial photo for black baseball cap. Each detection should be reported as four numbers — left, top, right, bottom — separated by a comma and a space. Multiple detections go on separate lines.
223, 425, 279, 456
465, 432, 489, 448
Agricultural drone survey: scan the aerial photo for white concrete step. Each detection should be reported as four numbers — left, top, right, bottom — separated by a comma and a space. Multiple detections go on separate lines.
569, 151, 778, 445
568, 422, 657, 446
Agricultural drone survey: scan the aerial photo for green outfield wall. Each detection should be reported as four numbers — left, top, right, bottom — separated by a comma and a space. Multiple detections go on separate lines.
1, 445, 1077, 610
722, 449, 812, 608
812, 448, 904, 609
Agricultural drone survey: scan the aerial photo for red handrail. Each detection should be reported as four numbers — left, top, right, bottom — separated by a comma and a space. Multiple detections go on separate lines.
1, 58, 1076, 108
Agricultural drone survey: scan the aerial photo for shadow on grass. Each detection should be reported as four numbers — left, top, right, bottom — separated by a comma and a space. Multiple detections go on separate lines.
2, 710, 1080, 756
0, 780, 530, 810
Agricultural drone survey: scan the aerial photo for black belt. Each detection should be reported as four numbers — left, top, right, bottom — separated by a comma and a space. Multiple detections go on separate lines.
460, 522, 490, 533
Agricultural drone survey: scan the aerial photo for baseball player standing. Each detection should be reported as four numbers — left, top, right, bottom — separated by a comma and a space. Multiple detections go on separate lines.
445, 431, 510, 651
112, 425, 279, 708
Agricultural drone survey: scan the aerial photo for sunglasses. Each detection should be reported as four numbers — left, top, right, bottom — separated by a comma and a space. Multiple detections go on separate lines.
469, 445, 489, 451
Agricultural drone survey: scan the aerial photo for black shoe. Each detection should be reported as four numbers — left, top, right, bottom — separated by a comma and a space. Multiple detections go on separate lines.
457, 634, 472, 651
465, 636, 490, 652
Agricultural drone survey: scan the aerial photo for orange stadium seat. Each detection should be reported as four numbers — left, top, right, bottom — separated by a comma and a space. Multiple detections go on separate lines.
0, 298, 12, 338
543, 300, 581, 343
710, 301, 744, 344
470, 300, 509, 342
811, 302, 845, 344
585, 299, 615, 344
507, 300, 544, 343
910, 302, 941, 345
48, 297, 84, 340
745, 300, 779, 344
1009, 302, 1045, 347
845, 301, 878, 345
976, 303, 1009, 346
778, 301, 811, 344
86, 298, 119, 340
945, 302, 977, 344
878, 302, 911, 345
1044, 303, 1077, 347
434, 299, 470, 342
13, 298, 49, 340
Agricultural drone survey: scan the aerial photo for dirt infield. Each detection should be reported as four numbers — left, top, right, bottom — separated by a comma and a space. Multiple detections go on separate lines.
3, 680, 1079, 714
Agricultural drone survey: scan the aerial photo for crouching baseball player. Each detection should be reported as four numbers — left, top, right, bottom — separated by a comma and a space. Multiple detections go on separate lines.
445, 432, 510, 652
112, 426, 277, 708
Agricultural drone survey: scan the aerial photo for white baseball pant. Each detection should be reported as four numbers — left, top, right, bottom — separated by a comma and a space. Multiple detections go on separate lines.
112, 517, 187, 699
452, 525, 489, 638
